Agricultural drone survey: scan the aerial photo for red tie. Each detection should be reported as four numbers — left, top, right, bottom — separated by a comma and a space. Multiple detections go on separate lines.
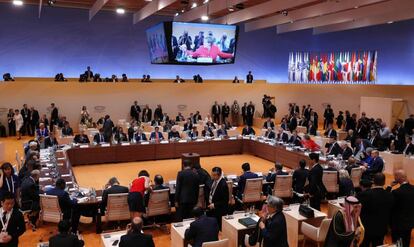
155, 132, 159, 141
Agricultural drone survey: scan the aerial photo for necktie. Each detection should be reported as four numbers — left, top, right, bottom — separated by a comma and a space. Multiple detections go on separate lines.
100, 134, 104, 142
2, 213, 7, 229
155, 132, 159, 141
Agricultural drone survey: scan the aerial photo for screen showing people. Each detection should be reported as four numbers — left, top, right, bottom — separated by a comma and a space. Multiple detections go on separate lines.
146, 23, 169, 64
172, 22, 238, 64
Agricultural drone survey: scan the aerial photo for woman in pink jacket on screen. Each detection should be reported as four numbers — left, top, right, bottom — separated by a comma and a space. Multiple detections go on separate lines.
180, 36, 233, 63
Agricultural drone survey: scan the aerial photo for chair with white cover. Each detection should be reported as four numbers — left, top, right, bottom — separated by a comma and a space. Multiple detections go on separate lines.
196, 185, 206, 209
242, 178, 263, 204
301, 218, 332, 247
39, 194, 63, 224
202, 239, 229, 247
226, 180, 235, 205
103, 193, 130, 229
144, 189, 171, 231
272, 175, 293, 198
322, 171, 339, 193
244, 234, 260, 247
351, 167, 363, 188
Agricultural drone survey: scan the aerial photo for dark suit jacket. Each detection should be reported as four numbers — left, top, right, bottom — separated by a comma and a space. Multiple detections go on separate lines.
119, 232, 155, 247
246, 74, 253, 83
327, 142, 342, 156
142, 108, 152, 122
222, 105, 230, 117
150, 132, 164, 140
217, 129, 228, 137
263, 121, 275, 129
208, 178, 229, 216
168, 131, 181, 139
51, 107, 59, 121
74, 134, 90, 144
31, 110, 40, 125
357, 187, 394, 237
264, 131, 275, 139
183, 123, 193, 131
242, 127, 255, 136
101, 185, 129, 212
391, 183, 414, 231
237, 171, 258, 196
277, 133, 289, 142
292, 168, 309, 193
62, 127, 73, 136
44, 136, 59, 148
134, 133, 147, 142
0, 209, 25, 247
266, 170, 288, 183
289, 117, 297, 132
184, 216, 219, 247
211, 105, 221, 116
93, 133, 108, 144
288, 135, 302, 146
20, 177, 40, 211
403, 143, 414, 155
342, 147, 353, 160
353, 139, 372, 156
130, 105, 141, 119
262, 211, 289, 247
366, 157, 384, 175
175, 168, 200, 205
49, 233, 84, 247
154, 108, 163, 120
324, 128, 337, 138
307, 163, 326, 198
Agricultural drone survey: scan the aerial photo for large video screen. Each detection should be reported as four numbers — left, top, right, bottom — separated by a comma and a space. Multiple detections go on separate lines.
171, 22, 238, 64
146, 22, 169, 64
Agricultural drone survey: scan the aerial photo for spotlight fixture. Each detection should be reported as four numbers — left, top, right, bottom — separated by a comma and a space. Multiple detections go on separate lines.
13, 0, 23, 6
175, 12, 179, 16
387, 21, 394, 24
181, 9, 185, 13
228, 6, 234, 12
191, 2, 197, 8
203, 0, 209, 3
116, 8, 125, 14
235, 3, 244, 10
201, 15, 209, 21
47, 0, 56, 6
281, 10, 288, 16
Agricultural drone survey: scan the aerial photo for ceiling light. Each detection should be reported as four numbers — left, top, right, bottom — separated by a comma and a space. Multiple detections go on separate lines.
203, 0, 209, 3
175, 12, 179, 16
387, 21, 394, 24
13, 0, 23, 6
282, 10, 288, 16
116, 8, 125, 14
47, 0, 56, 6
181, 9, 185, 13
191, 2, 197, 8
228, 6, 234, 12
201, 15, 209, 21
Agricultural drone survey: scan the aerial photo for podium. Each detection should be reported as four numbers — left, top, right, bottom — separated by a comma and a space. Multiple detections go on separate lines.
181, 153, 200, 169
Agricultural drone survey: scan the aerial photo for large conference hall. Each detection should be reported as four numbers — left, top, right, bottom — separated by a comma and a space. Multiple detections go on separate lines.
1, 0, 414, 246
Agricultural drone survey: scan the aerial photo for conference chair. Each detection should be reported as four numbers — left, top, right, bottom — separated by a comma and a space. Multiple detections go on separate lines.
350, 167, 363, 188
143, 188, 171, 232
237, 178, 263, 209
103, 193, 130, 230
196, 184, 206, 209
226, 180, 235, 205
322, 171, 339, 194
272, 175, 293, 199
301, 218, 332, 247
202, 239, 229, 247
244, 234, 260, 247
39, 194, 63, 224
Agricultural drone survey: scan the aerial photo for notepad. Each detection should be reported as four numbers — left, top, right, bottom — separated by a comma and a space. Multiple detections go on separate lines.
100, 143, 110, 147
121, 143, 130, 146
80, 145, 89, 148
141, 142, 150, 145
178, 140, 187, 143
160, 140, 169, 144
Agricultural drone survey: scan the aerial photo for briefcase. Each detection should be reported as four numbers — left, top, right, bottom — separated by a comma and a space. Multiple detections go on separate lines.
238, 217, 258, 228
299, 204, 314, 218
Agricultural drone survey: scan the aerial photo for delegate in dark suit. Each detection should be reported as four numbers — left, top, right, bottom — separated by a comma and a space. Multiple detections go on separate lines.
44, 136, 59, 148
175, 167, 200, 220
391, 182, 414, 247
150, 131, 164, 140
242, 126, 255, 136
184, 215, 219, 247
93, 132, 108, 144
207, 178, 229, 229
237, 171, 258, 198
307, 163, 326, 210
327, 142, 342, 156
357, 186, 394, 247
74, 134, 90, 144
119, 232, 155, 247
130, 104, 141, 121
362, 156, 384, 179
20, 176, 40, 212
277, 132, 289, 142
0, 209, 25, 247
261, 211, 289, 247
49, 233, 84, 247
211, 104, 221, 124
292, 167, 309, 193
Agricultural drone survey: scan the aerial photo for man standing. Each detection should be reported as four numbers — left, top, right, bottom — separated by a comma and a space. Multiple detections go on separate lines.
221, 102, 230, 125
142, 105, 152, 123
307, 153, 326, 210
103, 115, 114, 141
175, 161, 200, 221
130, 101, 141, 122
207, 167, 229, 230
246, 101, 255, 126
357, 173, 393, 247
231, 100, 240, 126
241, 102, 248, 125
0, 192, 25, 247
20, 104, 31, 136
30, 107, 40, 135
246, 71, 254, 83
323, 104, 334, 130
50, 103, 59, 131
211, 101, 221, 124
389, 170, 414, 247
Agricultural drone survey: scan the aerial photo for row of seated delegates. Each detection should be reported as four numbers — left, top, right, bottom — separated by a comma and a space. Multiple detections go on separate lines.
79, 66, 128, 82
141, 74, 152, 82
54, 73, 67, 82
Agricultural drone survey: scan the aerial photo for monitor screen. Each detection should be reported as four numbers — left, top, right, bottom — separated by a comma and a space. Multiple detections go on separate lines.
171, 22, 238, 65
146, 22, 169, 64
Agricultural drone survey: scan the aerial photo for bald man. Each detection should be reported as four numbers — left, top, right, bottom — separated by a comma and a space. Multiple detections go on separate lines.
119, 217, 154, 247
388, 170, 414, 247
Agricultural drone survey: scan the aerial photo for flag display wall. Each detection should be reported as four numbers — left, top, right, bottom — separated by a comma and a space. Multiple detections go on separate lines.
288, 51, 378, 84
